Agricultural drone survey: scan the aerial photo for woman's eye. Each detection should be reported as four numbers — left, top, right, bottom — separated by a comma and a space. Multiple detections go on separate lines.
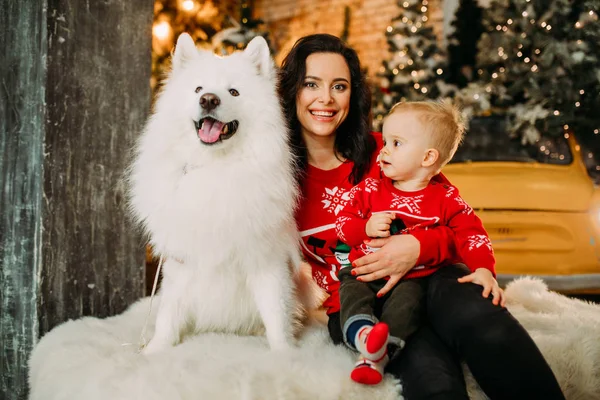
195, 87, 202, 93
229, 88, 239, 96
394, 140, 401, 147
333, 84, 347, 91
304, 82, 317, 88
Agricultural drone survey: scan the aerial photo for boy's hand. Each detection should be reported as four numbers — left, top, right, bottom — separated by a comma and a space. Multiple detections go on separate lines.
366, 213, 395, 238
457, 268, 506, 307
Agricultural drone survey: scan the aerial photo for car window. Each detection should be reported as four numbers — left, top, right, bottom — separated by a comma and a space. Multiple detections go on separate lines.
450, 117, 573, 165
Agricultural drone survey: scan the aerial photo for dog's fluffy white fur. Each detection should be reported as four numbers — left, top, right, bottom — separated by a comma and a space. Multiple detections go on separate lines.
128, 33, 311, 353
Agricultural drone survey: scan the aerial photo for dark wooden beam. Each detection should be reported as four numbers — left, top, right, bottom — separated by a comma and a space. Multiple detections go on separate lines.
0, 3, 46, 399
1, 1, 153, 398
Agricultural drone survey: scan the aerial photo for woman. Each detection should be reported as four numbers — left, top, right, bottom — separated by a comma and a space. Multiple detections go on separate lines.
279, 33, 565, 400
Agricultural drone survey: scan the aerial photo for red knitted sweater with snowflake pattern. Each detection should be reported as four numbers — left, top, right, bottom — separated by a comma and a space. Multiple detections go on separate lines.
295, 133, 476, 314
335, 176, 496, 282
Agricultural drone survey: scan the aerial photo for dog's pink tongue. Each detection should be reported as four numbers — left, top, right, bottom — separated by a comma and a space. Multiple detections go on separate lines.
198, 119, 225, 143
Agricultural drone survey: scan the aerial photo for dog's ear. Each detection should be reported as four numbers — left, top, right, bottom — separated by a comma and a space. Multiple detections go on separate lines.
244, 36, 274, 80
172, 33, 199, 72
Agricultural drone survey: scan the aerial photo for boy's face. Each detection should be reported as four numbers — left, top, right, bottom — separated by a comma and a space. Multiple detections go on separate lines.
380, 111, 433, 182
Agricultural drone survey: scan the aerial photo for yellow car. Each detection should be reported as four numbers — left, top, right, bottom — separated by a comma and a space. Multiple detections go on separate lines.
443, 116, 600, 293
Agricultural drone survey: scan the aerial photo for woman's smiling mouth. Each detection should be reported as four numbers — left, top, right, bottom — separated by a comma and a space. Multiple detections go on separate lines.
310, 110, 336, 119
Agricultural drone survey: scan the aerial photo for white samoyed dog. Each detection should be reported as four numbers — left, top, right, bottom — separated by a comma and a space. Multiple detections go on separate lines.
128, 33, 314, 354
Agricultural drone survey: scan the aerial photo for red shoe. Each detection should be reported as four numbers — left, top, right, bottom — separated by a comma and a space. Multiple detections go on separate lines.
350, 357, 383, 385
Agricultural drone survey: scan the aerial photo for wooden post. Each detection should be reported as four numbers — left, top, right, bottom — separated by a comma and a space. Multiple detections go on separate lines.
0, 1, 153, 398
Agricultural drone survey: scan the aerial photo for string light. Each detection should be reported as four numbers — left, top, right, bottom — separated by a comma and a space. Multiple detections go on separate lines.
594, 129, 599, 135
580, 90, 585, 95
153, 20, 171, 40
436, 68, 443, 75
421, 87, 428, 94
575, 102, 581, 107
182, 0, 194, 11
393, 68, 399, 75
387, 26, 393, 32
407, 59, 414, 65
414, 83, 420, 89
553, 110, 560, 116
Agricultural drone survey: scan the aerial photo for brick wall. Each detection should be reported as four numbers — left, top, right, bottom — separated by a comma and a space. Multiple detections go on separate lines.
254, 0, 445, 79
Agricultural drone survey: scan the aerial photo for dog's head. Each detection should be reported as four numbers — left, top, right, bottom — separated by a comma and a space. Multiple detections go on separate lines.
156, 33, 280, 150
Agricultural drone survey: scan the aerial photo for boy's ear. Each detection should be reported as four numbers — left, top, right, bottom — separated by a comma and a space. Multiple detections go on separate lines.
422, 148, 440, 168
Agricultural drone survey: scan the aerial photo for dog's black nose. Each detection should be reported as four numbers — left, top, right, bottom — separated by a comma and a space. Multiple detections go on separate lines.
200, 93, 220, 111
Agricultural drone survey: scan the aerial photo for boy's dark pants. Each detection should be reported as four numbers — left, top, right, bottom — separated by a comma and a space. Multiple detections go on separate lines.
338, 266, 427, 349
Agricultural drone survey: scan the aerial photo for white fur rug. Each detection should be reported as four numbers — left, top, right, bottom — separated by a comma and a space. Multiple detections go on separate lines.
29, 278, 600, 400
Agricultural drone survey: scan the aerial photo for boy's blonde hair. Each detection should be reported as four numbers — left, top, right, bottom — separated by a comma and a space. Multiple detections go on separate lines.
387, 100, 466, 168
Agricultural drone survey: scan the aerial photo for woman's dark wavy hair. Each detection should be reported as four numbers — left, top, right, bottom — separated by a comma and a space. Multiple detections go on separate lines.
278, 34, 375, 185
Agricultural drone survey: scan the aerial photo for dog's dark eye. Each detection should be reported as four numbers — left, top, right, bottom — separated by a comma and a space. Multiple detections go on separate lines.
195, 87, 202, 93
229, 89, 239, 97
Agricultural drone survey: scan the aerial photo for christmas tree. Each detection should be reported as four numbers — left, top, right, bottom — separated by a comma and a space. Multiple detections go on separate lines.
446, 0, 485, 88
473, 0, 600, 148
372, 0, 453, 129
211, 1, 272, 56
152, 0, 269, 91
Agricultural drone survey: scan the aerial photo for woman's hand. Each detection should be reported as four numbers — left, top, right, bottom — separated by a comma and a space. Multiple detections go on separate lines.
351, 234, 420, 297
457, 268, 506, 307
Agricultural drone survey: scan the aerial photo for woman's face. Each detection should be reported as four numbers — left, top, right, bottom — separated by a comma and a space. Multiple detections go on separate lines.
296, 52, 351, 140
